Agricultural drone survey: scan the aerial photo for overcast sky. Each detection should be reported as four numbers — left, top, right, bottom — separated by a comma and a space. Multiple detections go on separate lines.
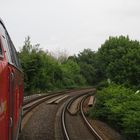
1, 0, 140, 55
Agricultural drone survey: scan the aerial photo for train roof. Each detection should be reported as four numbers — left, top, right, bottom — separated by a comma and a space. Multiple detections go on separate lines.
0, 18, 14, 45
0, 18, 6, 29
0, 18, 18, 53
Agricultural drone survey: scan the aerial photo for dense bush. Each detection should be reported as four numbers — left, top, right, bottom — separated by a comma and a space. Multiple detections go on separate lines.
19, 37, 86, 94
89, 84, 140, 140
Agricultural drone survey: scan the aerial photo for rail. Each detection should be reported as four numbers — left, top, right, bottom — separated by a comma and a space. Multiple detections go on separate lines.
61, 90, 93, 140
80, 95, 103, 140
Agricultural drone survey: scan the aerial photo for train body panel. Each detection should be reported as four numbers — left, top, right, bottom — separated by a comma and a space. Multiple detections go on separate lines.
0, 19, 23, 140
0, 59, 9, 140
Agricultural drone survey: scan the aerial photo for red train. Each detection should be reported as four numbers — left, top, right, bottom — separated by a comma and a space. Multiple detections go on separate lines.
0, 18, 23, 140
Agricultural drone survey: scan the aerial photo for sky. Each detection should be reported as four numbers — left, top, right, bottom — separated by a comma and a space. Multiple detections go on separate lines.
1, 0, 140, 55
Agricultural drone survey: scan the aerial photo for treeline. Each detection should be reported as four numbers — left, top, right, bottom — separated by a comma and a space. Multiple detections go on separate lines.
19, 37, 86, 95
19, 36, 140, 93
71, 36, 140, 89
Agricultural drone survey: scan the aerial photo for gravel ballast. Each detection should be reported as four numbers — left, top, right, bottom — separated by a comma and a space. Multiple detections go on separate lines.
19, 102, 58, 140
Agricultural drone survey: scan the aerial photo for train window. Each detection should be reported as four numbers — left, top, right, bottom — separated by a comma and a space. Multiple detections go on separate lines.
11, 43, 20, 68
5, 33, 21, 69
0, 25, 12, 63
14, 48, 22, 69
6, 35, 15, 64
1, 35, 12, 62
0, 23, 21, 69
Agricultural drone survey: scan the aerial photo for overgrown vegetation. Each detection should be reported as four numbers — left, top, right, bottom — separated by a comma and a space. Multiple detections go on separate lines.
89, 84, 140, 140
71, 36, 140, 89
19, 35, 140, 139
19, 35, 140, 93
19, 37, 86, 95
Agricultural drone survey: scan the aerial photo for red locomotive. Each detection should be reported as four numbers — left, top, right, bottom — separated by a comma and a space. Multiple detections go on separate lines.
0, 18, 23, 140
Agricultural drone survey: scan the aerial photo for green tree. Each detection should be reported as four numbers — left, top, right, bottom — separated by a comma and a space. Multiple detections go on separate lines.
70, 49, 99, 85
97, 36, 140, 89
19, 36, 87, 94
61, 60, 86, 88
19, 37, 63, 92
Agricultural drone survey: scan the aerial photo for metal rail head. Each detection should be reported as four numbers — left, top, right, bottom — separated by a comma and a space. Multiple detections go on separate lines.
80, 96, 103, 140
61, 99, 71, 140
61, 90, 94, 140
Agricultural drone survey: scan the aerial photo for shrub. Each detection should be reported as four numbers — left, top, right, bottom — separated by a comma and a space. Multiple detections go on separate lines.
89, 84, 140, 140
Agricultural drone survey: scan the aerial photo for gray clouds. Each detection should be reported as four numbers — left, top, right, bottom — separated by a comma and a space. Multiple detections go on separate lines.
1, 0, 140, 55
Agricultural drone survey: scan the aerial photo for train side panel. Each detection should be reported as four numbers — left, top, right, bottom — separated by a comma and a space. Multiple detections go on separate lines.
0, 20, 23, 140
9, 65, 23, 140
0, 35, 9, 140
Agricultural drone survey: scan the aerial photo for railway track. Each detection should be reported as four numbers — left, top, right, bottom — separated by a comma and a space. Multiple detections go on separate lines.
61, 89, 103, 140
22, 88, 94, 117
80, 95, 103, 140
23, 92, 66, 117
21, 88, 93, 129
21, 90, 72, 131
20, 88, 105, 140
22, 89, 79, 116
23, 89, 72, 105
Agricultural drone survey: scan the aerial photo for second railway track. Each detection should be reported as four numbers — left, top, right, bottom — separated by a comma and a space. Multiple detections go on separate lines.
61, 89, 103, 140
